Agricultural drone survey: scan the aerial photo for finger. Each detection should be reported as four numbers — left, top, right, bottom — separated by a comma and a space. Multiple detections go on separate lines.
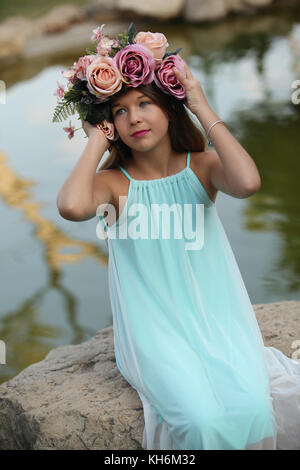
181, 61, 193, 79
173, 67, 186, 81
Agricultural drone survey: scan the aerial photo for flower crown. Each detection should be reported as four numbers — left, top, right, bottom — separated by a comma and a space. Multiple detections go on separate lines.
52, 22, 187, 139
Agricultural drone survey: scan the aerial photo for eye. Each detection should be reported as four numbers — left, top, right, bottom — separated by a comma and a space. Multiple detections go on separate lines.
115, 108, 124, 116
115, 101, 150, 116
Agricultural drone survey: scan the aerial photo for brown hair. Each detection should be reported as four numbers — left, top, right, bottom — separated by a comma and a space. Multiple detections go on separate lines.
97, 82, 207, 172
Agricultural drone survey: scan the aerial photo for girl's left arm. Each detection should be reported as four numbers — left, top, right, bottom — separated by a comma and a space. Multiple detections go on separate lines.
173, 60, 261, 198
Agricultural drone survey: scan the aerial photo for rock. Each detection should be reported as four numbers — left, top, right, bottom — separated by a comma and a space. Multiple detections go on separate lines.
0, 16, 37, 62
183, 0, 276, 21
245, 0, 273, 6
23, 21, 129, 61
84, 0, 123, 23
35, 5, 86, 35
254, 300, 300, 359
0, 6, 86, 63
226, 0, 254, 13
116, 0, 185, 20
0, 0, 292, 65
0, 300, 299, 449
0, 326, 144, 450
183, 0, 230, 22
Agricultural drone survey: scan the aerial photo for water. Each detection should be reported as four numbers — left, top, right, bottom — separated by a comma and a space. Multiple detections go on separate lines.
0, 7, 300, 383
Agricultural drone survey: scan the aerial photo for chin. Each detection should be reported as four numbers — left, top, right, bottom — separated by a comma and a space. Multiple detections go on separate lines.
132, 136, 162, 150
133, 142, 158, 152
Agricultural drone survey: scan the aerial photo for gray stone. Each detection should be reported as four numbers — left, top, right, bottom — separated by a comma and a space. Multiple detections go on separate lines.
83, 0, 123, 23
0, 300, 299, 449
254, 300, 300, 360
35, 5, 86, 34
245, 0, 273, 6
183, 0, 229, 22
0, 16, 37, 62
116, 0, 185, 20
0, 327, 144, 449
23, 21, 129, 61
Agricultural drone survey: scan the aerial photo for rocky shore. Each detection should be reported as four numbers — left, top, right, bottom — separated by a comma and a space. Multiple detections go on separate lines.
0, 0, 299, 65
0, 300, 299, 450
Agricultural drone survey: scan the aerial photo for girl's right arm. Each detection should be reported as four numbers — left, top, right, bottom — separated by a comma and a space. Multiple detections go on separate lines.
57, 120, 113, 221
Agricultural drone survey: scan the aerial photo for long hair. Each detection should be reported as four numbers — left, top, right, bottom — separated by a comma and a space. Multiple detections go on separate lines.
97, 82, 207, 172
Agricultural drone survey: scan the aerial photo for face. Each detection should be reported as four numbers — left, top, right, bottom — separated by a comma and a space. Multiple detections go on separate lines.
111, 89, 170, 151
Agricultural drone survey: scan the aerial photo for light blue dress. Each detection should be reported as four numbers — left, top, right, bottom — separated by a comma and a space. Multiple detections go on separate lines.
97, 151, 299, 450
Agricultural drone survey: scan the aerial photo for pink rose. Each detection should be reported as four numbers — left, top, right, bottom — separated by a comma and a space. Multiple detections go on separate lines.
91, 24, 105, 42
86, 56, 122, 101
96, 119, 118, 141
61, 65, 77, 83
154, 55, 186, 99
113, 44, 156, 87
73, 55, 96, 80
73, 54, 96, 80
134, 31, 168, 62
96, 36, 119, 56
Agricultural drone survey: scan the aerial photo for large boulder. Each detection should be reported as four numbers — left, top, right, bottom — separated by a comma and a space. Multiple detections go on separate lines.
0, 17, 37, 63
23, 21, 128, 61
183, 0, 275, 21
0, 301, 299, 449
245, 0, 273, 6
116, 0, 185, 20
0, 327, 144, 450
35, 5, 86, 34
183, 0, 230, 22
0, 5, 86, 63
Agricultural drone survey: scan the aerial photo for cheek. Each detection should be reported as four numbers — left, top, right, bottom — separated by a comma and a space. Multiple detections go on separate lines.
156, 116, 169, 135
150, 110, 169, 131
113, 117, 124, 134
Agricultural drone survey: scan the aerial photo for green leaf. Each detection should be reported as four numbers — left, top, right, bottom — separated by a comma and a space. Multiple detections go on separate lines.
63, 88, 84, 103
52, 100, 77, 123
162, 47, 183, 60
73, 101, 105, 125
127, 22, 136, 44
76, 102, 89, 121
85, 46, 97, 55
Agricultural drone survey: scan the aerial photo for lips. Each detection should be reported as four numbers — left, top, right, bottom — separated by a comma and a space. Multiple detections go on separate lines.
131, 129, 150, 138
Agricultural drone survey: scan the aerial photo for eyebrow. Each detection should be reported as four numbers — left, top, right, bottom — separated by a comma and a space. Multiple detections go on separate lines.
111, 94, 147, 109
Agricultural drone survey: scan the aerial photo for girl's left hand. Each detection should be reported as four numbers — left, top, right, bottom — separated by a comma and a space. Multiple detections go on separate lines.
173, 58, 209, 115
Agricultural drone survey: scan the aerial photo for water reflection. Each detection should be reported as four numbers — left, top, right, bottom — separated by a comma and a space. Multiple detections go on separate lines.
0, 151, 108, 382
0, 8, 300, 383
232, 103, 300, 292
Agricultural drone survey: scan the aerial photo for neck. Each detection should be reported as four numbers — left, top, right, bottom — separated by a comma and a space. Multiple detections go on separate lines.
129, 135, 180, 179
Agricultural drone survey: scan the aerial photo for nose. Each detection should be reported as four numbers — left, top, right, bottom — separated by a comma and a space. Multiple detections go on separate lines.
128, 108, 142, 126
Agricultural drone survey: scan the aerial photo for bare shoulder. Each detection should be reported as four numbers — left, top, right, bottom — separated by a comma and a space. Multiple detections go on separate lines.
190, 150, 218, 203
190, 149, 217, 167
95, 167, 124, 190
95, 167, 130, 216
95, 167, 117, 179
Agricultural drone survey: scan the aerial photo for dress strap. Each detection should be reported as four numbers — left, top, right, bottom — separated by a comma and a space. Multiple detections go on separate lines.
186, 151, 190, 168
99, 213, 108, 232
118, 165, 132, 181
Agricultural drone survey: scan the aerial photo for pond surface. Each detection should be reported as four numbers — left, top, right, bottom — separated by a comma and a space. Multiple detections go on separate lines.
0, 7, 300, 383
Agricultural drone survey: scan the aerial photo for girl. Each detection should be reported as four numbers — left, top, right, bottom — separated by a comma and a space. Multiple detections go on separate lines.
57, 59, 300, 450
